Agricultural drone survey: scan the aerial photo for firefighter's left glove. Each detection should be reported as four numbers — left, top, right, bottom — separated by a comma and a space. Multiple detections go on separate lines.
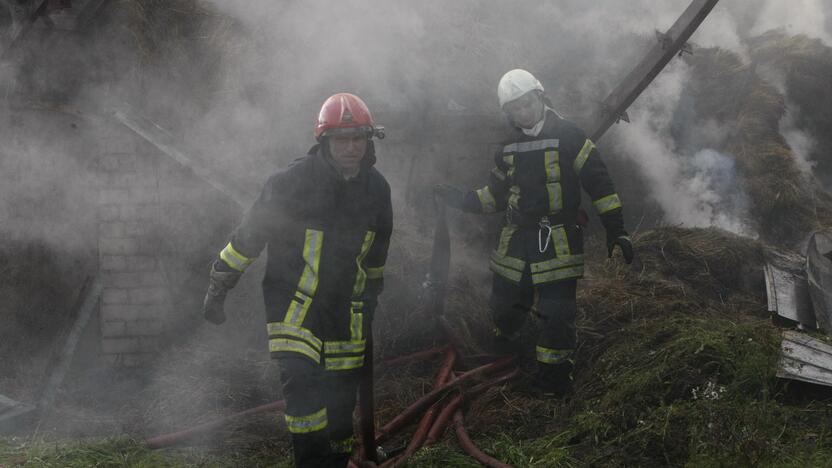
433, 184, 465, 210
203, 264, 242, 325
606, 232, 634, 264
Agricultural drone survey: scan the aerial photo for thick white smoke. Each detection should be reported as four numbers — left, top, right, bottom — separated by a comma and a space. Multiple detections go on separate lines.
610, 60, 753, 236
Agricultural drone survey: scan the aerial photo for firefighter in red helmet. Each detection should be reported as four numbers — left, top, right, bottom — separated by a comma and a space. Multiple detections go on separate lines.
203, 93, 392, 467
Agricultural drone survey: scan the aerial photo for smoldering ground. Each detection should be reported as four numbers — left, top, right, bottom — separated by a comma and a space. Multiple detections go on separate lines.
0, 0, 831, 444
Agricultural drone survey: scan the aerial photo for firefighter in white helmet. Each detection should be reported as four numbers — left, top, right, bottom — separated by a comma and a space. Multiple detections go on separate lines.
436, 69, 633, 396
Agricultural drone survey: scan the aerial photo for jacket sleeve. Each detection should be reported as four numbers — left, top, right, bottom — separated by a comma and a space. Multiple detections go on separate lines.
213, 174, 285, 273
461, 150, 510, 214
567, 130, 626, 235
364, 179, 393, 301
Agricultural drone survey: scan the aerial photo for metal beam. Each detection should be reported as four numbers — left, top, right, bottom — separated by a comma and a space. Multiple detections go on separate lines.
588, 0, 720, 141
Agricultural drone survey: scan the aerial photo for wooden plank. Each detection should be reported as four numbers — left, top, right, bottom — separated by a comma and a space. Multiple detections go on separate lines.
38, 276, 102, 413
114, 109, 255, 209
588, 0, 720, 141
0, 0, 49, 58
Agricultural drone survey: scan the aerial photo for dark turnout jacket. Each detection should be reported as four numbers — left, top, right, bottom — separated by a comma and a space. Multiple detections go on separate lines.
461, 109, 624, 285
214, 143, 392, 371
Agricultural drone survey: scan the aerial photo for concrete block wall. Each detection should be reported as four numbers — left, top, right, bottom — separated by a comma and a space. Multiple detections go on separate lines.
96, 150, 173, 367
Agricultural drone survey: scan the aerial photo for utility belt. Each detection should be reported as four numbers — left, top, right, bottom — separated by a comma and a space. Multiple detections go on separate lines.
505, 207, 578, 228
506, 207, 587, 254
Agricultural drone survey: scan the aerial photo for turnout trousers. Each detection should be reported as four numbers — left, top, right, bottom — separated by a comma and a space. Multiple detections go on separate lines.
490, 271, 578, 382
278, 356, 361, 468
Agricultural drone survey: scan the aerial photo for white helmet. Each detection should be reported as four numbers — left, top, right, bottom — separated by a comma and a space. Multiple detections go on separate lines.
497, 69, 544, 108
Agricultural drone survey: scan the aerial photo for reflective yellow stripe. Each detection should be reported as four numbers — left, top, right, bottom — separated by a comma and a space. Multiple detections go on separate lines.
352, 231, 376, 297
284, 407, 327, 434
350, 306, 364, 342
219, 242, 256, 272
497, 224, 517, 256
508, 186, 520, 210
536, 346, 573, 364
269, 338, 321, 363
476, 186, 497, 213
283, 292, 313, 326
491, 167, 506, 181
324, 340, 365, 354
530, 254, 585, 273
366, 266, 384, 280
267, 322, 322, 351
544, 150, 560, 182
489, 259, 523, 283
325, 355, 365, 371
573, 139, 595, 174
490, 251, 525, 272
593, 193, 622, 214
546, 182, 562, 213
331, 437, 355, 454
531, 265, 584, 284
298, 230, 323, 297
551, 225, 571, 257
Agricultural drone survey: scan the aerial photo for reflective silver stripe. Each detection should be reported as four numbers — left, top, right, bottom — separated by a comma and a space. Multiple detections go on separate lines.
536, 346, 572, 364
269, 338, 321, 363
489, 259, 523, 283
284, 292, 313, 326
298, 229, 324, 297
284, 407, 327, 434
551, 225, 571, 257
324, 340, 365, 354
491, 167, 506, 181
351, 231, 376, 297
267, 322, 322, 350
219, 242, 256, 272
593, 193, 622, 214
490, 251, 525, 272
573, 139, 595, 174
531, 265, 584, 284
366, 266, 384, 280
325, 355, 365, 371
544, 150, 560, 182
476, 186, 497, 213
503, 139, 559, 153
530, 254, 585, 273
546, 182, 562, 213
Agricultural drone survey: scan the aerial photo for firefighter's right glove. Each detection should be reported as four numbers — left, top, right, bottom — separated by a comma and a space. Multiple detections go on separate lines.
203, 264, 242, 325
606, 232, 634, 264
433, 184, 465, 210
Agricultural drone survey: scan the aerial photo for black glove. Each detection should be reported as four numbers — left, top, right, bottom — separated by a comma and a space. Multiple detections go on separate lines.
203, 265, 242, 325
607, 232, 634, 264
433, 184, 465, 210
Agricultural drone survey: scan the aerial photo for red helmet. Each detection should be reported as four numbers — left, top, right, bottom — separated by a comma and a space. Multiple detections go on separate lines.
314, 93, 384, 140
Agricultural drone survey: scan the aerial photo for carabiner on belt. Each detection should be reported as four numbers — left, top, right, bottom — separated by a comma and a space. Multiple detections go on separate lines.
538, 216, 552, 253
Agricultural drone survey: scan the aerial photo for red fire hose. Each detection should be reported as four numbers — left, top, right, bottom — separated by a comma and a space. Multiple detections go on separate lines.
144, 400, 286, 449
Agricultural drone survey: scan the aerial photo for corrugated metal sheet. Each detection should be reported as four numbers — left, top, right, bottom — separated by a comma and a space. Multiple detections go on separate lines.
777, 330, 832, 387
807, 231, 832, 333
764, 263, 816, 328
